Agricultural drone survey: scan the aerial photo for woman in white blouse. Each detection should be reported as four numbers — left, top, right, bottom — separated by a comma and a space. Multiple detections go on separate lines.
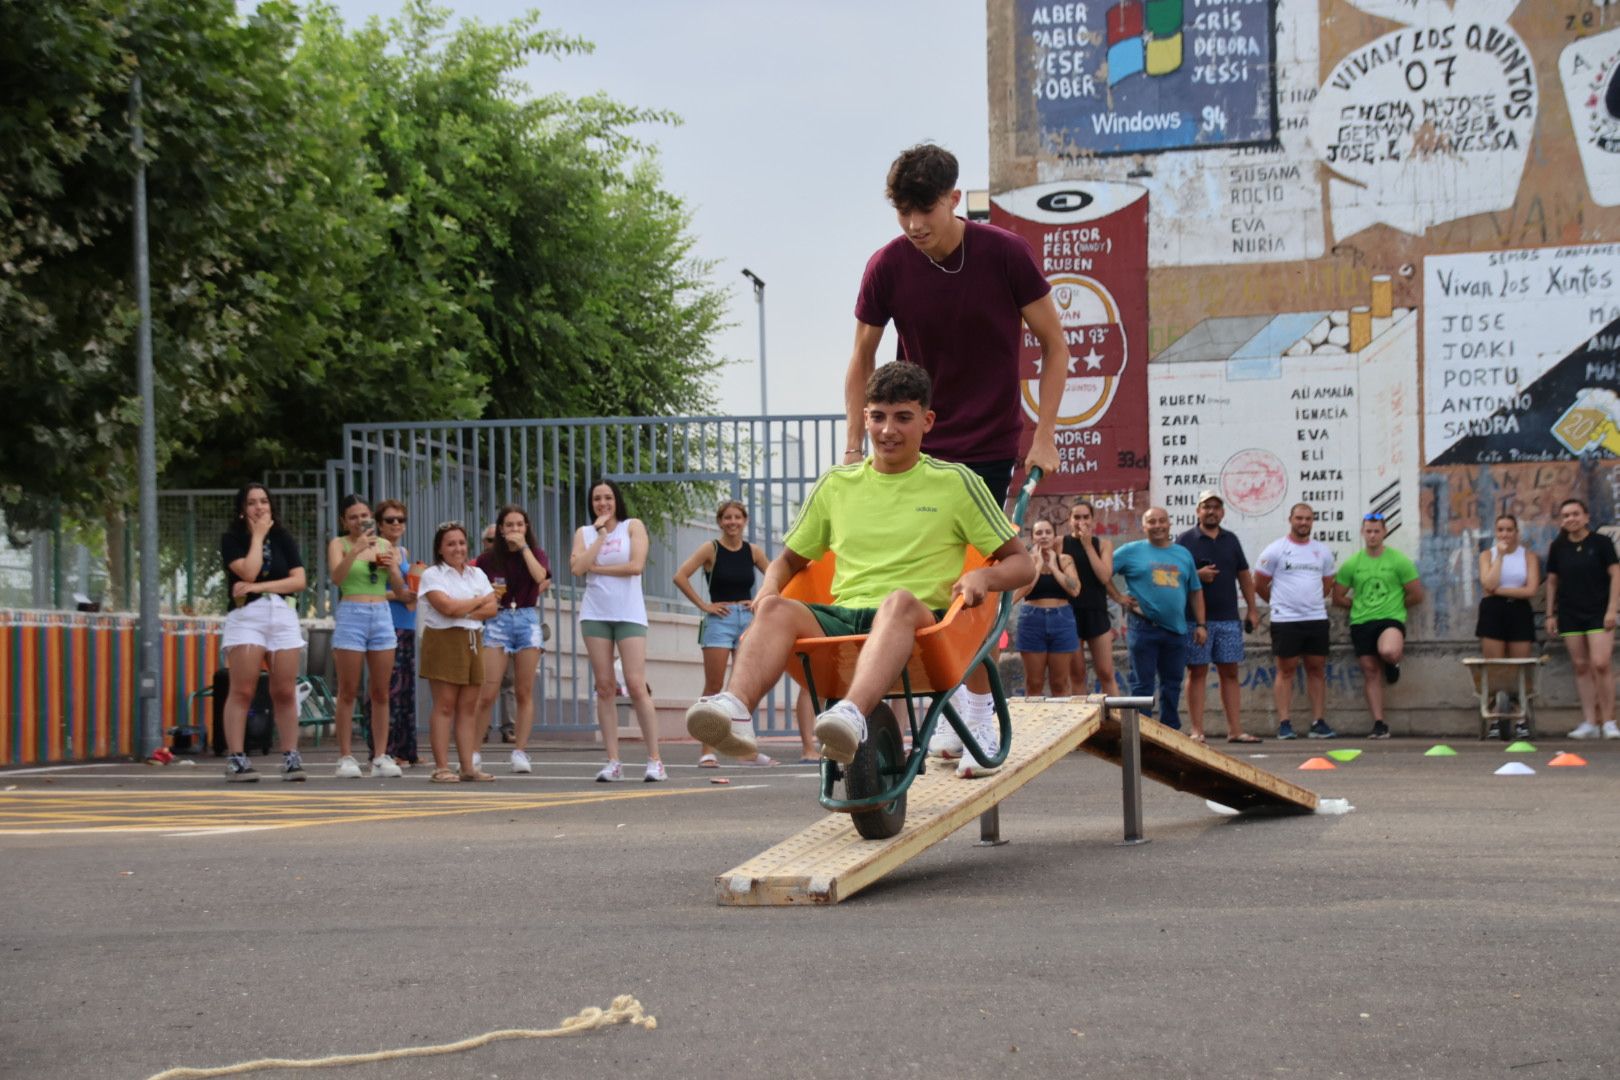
417, 522, 498, 782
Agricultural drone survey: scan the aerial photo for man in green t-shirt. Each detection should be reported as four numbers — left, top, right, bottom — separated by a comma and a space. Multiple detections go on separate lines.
1332, 514, 1424, 739
685, 363, 1033, 767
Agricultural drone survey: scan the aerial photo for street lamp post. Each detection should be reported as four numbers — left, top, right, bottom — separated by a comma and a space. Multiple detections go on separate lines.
132, 71, 162, 760
741, 269, 766, 417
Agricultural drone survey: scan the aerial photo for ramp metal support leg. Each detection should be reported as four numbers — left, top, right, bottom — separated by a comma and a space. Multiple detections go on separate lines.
1104, 696, 1155, 847
976, 805, 1008, 847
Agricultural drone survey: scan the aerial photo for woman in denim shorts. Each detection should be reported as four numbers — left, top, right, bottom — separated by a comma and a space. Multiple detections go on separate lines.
327, 495, 405, 780
672, 500, 796, 767
474, 504, 551, 774
1013, 518, 1081, 696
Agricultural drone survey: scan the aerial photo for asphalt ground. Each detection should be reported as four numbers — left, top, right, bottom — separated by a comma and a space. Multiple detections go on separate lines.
1, 733, 1617, 1080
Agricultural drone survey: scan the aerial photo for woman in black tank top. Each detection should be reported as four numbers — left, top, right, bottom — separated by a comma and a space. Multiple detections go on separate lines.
1063, 499, 1120, 695
673, 501, 815, 764
1013, 518, 1081, 696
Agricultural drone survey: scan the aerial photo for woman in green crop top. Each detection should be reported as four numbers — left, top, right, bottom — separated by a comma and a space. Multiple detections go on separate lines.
327, 495, 406, 780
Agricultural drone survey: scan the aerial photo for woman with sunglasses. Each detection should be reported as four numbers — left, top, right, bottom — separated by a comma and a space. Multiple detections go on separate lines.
376, 499, 424, 766
419, 522, 499, 781
475, 504, 552, 773
327, 494, 405, 779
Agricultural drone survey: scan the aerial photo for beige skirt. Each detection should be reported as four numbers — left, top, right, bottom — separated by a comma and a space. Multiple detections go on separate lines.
419, 627, 484, 685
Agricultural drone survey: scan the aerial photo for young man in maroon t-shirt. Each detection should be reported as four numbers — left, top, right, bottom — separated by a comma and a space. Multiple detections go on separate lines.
843, 143, 1068, 497
842, 143, 1069, 763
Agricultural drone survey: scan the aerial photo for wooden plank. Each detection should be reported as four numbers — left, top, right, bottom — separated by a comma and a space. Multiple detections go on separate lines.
1080, 713, 1319, 813
717, 699, 1103, 906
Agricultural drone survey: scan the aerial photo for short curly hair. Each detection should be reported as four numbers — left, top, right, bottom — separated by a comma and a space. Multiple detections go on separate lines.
866, 362, 931, 408
885, 143, 959, 212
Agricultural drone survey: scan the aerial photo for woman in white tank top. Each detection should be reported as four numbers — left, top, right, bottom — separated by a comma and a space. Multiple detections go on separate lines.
1476, 514, 1541, 662
569, 480, 663, 782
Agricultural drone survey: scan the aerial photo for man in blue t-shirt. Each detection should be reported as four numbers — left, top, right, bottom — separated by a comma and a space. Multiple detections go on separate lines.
1112, 507, 1205, 731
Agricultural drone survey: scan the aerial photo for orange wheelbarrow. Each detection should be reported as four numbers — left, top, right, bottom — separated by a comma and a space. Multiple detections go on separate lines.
779, 469, 1041, 839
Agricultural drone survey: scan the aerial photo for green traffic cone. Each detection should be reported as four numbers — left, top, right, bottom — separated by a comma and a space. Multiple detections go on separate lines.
1326, 749, 1362, 762
1424, 744, 1458, 757
1504, 740, 1536, 753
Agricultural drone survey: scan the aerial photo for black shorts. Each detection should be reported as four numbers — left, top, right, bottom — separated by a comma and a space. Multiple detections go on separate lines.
959, 459, 1015, 505
1271, 619, 1330, 659
1475, 596, 1535, 643
1350, 619, 1405, 657
1072, 605, 1113, 641
1556, 610, 1609, 635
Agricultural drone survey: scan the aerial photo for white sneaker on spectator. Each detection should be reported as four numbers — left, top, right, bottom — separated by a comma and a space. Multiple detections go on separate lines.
1569, 721, 1601, 739
369, 754, 403, 778
1603, 721, 1620, 740
956, 714, 1001, 779
510, 749, 532, 773
595, 760, 622, 783
335, 755, 363, 779
685, 691, 758, 760
643, 759, 667, 782
813, 700, 867, 765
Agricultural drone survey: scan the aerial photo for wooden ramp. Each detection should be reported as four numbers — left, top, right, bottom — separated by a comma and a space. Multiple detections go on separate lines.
717, 698, 1318, 906
1081, 712, 1320, 815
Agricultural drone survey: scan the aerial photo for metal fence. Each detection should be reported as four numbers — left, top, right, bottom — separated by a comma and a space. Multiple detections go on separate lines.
334, 414, 847, 733
2, 490, 327, 616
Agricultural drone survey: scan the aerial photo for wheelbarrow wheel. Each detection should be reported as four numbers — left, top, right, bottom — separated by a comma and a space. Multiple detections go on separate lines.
847, 704, 907, 840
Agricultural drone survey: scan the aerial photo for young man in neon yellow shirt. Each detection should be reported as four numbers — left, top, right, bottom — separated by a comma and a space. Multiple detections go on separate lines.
686, 362, 1035, 769
1332, 513, 1424, 739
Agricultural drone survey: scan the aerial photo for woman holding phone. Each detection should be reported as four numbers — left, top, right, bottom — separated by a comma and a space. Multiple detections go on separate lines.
327, 495, 405, 779
376, 499, 424, 766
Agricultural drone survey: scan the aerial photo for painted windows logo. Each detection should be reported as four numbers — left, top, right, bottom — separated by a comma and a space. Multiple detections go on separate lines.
1106, 0, 1184, 87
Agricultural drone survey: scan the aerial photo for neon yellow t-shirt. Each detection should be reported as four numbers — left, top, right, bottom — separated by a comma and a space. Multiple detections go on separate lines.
783, 455, 1018, 610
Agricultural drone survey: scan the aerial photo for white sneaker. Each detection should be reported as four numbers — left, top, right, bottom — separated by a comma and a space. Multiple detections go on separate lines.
956, 714, 1002, 779
813, 700, 867, 765
1603, 721, 1620, 740
510, 749, 532, 773
643, 759, 667, 783
595, 760, 622, 783
369, 754, 403, 778
1569, 721, 1601, 740
685, 691, 758, 760
927, 712, 965, 759
334, 755, 363, 779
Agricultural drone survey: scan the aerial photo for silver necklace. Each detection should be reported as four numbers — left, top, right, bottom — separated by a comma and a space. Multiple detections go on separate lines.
926, 228, 967, 275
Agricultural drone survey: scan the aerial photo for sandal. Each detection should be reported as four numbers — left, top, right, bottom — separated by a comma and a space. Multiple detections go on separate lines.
430, 768, 460, 784
459, 770, 495, 782
797, 755, 820, 765
740, 753, 779, 767
1227, 734, 1264, 744
697, 753, 719, 768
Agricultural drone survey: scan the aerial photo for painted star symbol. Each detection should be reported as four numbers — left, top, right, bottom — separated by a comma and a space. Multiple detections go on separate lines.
1081, 348, 1105, 371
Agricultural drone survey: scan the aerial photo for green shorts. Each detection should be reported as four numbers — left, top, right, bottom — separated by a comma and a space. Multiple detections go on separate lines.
805, 603, 945, 638
580, 619, 648, 642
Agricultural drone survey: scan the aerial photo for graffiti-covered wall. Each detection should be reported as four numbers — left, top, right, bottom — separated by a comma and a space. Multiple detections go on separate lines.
990, 0, 1620, 640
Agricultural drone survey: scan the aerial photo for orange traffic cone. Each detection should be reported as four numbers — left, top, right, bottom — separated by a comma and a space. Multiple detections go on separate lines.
1547, 752, 1588, 768
1299, 757, 1336, 770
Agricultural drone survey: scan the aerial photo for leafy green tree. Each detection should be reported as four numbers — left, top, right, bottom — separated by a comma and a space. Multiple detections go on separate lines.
2, 0, 728, 601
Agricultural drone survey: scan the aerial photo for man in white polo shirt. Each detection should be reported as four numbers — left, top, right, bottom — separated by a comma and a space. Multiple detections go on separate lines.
1253, 503, 1339, 739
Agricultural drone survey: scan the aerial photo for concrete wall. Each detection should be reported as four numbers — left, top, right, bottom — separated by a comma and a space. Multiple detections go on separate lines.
986, 0, 1620, 728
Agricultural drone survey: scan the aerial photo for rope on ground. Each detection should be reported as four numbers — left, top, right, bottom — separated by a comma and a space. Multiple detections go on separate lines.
145, 995, 657, 1080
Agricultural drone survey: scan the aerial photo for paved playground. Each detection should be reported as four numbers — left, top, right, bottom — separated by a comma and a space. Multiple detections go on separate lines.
1, 735, 1617, 1079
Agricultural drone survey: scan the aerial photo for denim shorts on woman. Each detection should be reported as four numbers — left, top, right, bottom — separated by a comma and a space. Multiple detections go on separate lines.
1015, 605, 1080, 654
332, 600, 396, 652
699, 605, 752, 649
484, 606, 543, 654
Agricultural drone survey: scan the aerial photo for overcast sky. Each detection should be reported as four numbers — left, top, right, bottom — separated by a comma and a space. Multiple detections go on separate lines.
325, 0, 990, 419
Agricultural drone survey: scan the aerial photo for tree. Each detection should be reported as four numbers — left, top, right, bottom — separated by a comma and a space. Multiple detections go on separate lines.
1, 0, 728, 602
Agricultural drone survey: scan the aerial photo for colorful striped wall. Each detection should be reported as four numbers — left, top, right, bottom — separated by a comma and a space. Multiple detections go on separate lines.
0, 610, 224, 766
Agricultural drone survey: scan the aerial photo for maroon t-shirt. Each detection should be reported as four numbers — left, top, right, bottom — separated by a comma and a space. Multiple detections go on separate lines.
854, 219, 1050, 462
474, 546, 551, 609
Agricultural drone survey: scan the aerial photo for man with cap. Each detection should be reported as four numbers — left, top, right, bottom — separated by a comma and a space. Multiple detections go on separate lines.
1176, 490, 1261, 744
